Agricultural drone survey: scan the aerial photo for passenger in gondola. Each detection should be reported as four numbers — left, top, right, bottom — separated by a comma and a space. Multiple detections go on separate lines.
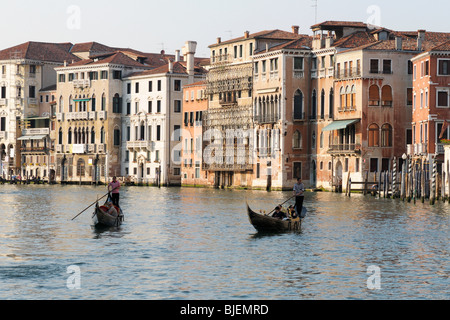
272, 206, 287, 220
288, 205, 298, 219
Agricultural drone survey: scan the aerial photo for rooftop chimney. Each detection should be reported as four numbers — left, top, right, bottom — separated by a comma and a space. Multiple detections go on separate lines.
168, 60, 173, 73
395, 37, 403, 51
175, 50, 180, 62
217, 37, 221, 44
292, 26, 299, 34
184, 41, 197, 84
244, 31, 250, 39
417, 29, 426, 51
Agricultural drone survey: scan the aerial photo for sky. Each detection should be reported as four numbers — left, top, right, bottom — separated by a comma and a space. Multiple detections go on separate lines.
1, 0, 449, 58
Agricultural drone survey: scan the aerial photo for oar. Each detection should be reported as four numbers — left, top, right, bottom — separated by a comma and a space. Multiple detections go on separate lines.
71, 185, 119, 221
265, 195, 296, 216
71, 192, 111, 221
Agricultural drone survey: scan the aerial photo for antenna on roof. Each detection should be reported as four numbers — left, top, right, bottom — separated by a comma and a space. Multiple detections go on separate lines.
158, 43, 165, 52
312, 0, 318, 24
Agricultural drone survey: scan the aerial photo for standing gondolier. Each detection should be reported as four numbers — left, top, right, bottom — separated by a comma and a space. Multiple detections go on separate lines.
293, 178, 305, 216
108, 176, 121, 207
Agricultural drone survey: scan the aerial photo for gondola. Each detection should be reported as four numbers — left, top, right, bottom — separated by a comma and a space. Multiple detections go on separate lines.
92, 199, 124, 228
247, 204, 303, 233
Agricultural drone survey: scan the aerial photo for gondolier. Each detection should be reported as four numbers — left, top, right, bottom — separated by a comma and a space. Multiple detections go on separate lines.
108, 176, 121, 207
293, 178, 305, 216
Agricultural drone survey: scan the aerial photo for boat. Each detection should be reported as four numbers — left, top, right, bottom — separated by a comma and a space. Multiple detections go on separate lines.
92, 200, 124, 228
247, 204, 304, 233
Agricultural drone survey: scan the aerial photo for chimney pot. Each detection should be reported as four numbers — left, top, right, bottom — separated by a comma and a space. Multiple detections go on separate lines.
292, 26, 299, 34
244, 31, 250, 38
217, 37, 221, 44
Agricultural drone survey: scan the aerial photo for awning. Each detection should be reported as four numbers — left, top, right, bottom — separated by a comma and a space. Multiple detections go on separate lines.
17, 135, 47, 141
73, 99, 91, 102
322, 119, 360, 132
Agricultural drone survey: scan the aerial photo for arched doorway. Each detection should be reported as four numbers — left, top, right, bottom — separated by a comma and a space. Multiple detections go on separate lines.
335, 161, 343, 193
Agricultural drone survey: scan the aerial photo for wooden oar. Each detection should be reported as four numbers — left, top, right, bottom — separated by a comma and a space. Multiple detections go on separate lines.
265, 195, 296, 216
71, 185, 119, 221
71, 192, 111, 221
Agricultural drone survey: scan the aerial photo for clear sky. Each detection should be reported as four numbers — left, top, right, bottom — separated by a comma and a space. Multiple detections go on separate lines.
1, 0, 449, 58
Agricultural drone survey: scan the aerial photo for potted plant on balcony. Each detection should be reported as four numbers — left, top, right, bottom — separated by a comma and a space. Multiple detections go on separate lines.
441, 139, 450, 145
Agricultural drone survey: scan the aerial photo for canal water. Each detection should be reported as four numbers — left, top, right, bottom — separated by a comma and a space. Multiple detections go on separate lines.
0, 185, 448, 300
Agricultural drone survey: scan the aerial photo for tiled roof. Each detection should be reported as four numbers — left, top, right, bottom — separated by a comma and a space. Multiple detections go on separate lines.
311, 21, 368, 30
125, 61, 207, 78
254, 36, 313, 53
62, 52, 149, 68
70, 41, 115, 53
209, 29, 305, 47
0, 41, 80, 63
333, 31, 377, 48
428, 39, 450, 52
184, 80, 206, 88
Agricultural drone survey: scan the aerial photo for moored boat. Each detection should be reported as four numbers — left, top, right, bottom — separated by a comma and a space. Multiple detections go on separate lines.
247, 204, 303, 233
92, 201, 124, 228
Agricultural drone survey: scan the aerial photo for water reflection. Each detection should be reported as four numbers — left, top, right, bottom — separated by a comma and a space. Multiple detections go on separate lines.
0, 185, 448, 300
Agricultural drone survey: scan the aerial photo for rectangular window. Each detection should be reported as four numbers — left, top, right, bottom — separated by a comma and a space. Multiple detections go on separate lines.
148, 81, 153, 92
1, 86, 6, 99
406, 88, 413, 106
383, 60, 392, 74
437, 91, 449, 107
174, 125, 181, 142
370, 59, 379, 73
148, 101, 152, 113
135, 82, 139, 93
157, 80, 162, 91
174, 100, 181, 113
294, 57, 304, 70
0, 117, 6, 131
58, 74, 66, 82
89, 71, 98, 80
114, 129, 120, 146
370, 158, 378, 173
100, 71, 108, 79
29, 86, 36, 98
438, 59, 450, 75
113, 70, 122, 80
156, 125, 161, 141
293, 162, 302, 179
157, 100, 161, 113
407, 60, 413, 75
382, 158, 390, 172
174, 80, 181, 91
126, 102, 131, 115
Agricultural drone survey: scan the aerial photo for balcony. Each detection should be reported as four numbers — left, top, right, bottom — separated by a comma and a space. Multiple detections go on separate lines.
15, 98, 23, 105
72, 144, 86, 154
88, 111, 96, 120
413, 143, 428, 155
0, 131, 6, 140
73, 79, 91, 88
127, 141, 155, 151
328, 144, 361, 155
23, 128, 49, 135
254, 115, 280, 124
28, 98, 38, 105
0, 98, 7, 106
98, 111, 107, 120
293, 70, 304, 79
56, 145, 64, 153
56, 113, 64, 121
98, 144, 106, 153
293, 112, 306, 121
20, 146, 48, 154
87, 144, 96, 153
335, 68, 362, 80
436, 143, 445, 154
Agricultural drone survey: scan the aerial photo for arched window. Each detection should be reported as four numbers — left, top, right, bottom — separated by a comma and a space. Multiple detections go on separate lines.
381, 124, 393, 147
91, 94, 96, 112
369, 85, 380, 106
77, 159, 85, 177
68, 128, 72, 144
311, 90, 317, 119
382, 85, 393, 107
69, 95, 73, 112
321, 89, 325, 118
59, 96, 64, 113
320, 132, 324, 149
312, 131, 316, 149
340, 87, 346, 110
293, 90, 303, 120
58, 128, 63, 145
101, 93, 106, 111
329, 88, 334, 118
91, 127, 95, 144
346, 86, 351, 108
351, 85, 356, 108
293, 130, 302, 149
368, 124, 380, 147
100, 127, 105, 144
114, 128, 121, 146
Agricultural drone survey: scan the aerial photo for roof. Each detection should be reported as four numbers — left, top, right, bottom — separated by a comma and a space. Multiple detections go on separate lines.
428, 39, 450, 52
333, 31, 377, 48
125, 61, 207, 78
62, 52, 149, 68
209, 29, 306, 47
184, 80, 206, 88
40, 84, 57, 92
0, 41, 80, 63
254, 36, 313, 54
70, 42, 115, 53
311, 21, 368, 30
